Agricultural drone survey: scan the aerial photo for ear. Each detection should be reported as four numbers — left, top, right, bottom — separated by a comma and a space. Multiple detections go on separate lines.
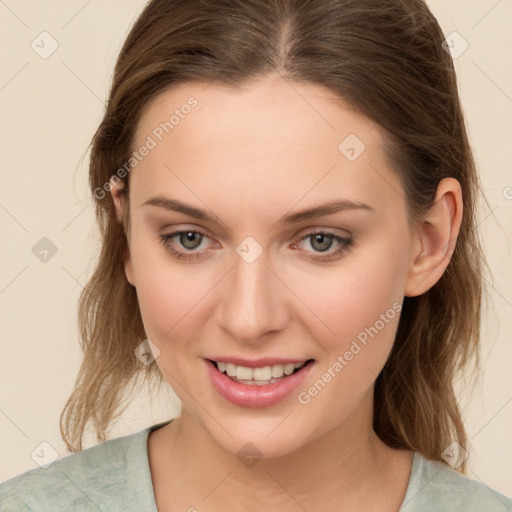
404, 177, 463, 297
109, 177, 136, 287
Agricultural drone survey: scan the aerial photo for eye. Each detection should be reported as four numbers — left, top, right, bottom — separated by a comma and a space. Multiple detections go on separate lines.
158, 228, 352, 262
292, 230, 353, 262
159, 229, 218, 260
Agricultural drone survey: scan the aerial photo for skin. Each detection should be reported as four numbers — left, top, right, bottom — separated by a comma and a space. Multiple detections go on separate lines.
111, 74, 462, 511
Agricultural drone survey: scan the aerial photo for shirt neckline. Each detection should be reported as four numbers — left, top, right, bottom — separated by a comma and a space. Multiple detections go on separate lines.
126, 419, 173, 511
134, 420, 422, 511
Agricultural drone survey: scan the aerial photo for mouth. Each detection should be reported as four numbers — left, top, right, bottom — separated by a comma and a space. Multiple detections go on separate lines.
205, 357, 315, 408
207, 359, 315, 385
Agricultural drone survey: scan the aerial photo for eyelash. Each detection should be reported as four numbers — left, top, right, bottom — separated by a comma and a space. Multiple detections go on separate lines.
158, 229, 353, 262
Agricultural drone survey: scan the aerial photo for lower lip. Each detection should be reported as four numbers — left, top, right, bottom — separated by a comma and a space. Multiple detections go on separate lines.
206, 359, 315, 408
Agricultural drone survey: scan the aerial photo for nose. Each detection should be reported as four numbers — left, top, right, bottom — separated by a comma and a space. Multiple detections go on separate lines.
217, 247, 289, 344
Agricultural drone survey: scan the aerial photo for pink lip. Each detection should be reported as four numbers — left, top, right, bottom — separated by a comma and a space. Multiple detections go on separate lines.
205, 358, 315, 408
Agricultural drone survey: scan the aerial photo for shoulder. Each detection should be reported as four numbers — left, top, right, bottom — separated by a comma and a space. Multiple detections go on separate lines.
0, 425, 156, 512
400, 453, 512, 512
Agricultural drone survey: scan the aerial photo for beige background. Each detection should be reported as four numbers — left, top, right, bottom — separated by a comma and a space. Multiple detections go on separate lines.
1, 0, 511, 497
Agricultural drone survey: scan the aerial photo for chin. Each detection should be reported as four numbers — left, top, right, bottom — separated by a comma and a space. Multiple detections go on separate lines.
198, 414, 314, 462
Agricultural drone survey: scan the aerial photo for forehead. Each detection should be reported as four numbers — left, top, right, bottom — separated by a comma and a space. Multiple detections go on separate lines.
135, 76, 379, 151
130, 76, 403, 217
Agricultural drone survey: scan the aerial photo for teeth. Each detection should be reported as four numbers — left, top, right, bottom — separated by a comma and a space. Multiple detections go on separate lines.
226, 363, 237, 377
236, 366, 253, 380
214, 360, 307, 382
283, 363, 296, 376
253, 366, 272, 380
271, 364, 284, 378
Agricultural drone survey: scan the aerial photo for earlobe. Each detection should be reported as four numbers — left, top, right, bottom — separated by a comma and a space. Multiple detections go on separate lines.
124, 256, 136, 287
404, 178, 462, 297
109, 177, 136, 287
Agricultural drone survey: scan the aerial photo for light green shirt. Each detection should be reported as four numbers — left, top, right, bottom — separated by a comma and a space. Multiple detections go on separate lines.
1, 420, 511, 511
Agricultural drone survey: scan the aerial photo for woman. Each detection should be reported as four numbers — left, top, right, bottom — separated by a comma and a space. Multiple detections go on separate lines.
1, 0, 511, 510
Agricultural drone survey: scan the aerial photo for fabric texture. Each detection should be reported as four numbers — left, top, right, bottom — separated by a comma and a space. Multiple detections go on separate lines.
1, 420, 511, 511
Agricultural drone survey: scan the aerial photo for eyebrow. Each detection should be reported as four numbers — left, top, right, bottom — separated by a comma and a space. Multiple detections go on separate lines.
142, 196, 374, 225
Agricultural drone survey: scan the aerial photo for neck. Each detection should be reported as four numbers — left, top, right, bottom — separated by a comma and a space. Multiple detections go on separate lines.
149, 392, 413, 511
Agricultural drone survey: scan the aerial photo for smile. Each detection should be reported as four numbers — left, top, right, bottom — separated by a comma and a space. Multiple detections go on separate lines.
213, 360, 308, 385
205, 358, 315, 408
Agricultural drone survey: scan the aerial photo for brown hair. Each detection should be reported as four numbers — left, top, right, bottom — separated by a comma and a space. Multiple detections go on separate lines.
60, 0, 488, 473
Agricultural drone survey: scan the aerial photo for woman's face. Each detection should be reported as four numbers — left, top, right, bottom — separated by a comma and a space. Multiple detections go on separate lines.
120, 75, 419, 457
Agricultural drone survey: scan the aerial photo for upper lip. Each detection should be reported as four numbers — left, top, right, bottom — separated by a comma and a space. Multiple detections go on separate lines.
206, 357, 313, 368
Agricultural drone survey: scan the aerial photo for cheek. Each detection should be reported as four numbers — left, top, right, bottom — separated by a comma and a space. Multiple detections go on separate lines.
136, 268, 203, 337
129, 241, 219, 356
293, 240, 408, 371
297, 244, 406, 428
294, 253, 405, 427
